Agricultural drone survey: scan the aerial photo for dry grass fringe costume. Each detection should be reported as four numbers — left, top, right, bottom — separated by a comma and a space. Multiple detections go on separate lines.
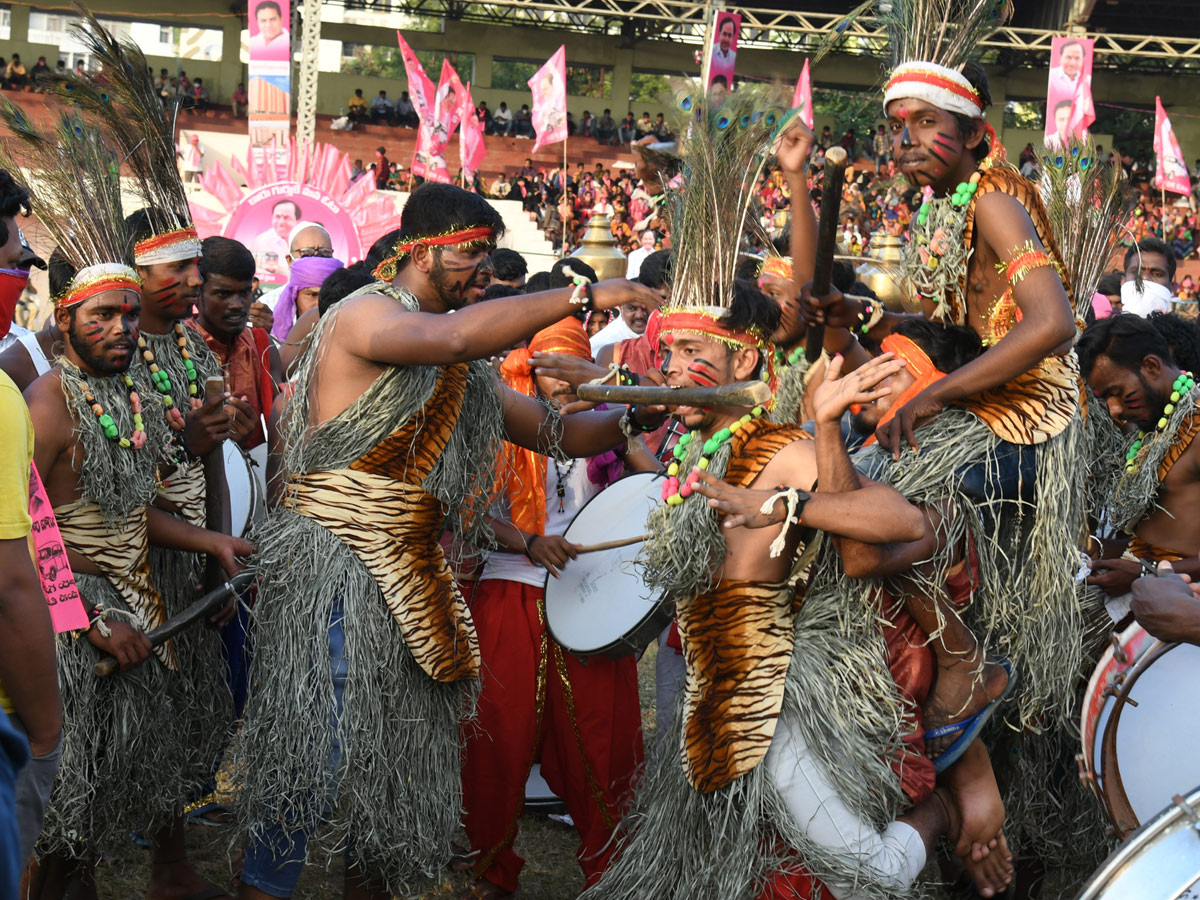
0, 101, 217, 857
230, 263, 527, 893
582, 84, 921, 900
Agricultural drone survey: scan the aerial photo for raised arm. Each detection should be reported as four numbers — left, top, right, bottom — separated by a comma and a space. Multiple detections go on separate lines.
336, 280, 659, 369
775, 119, 818, 284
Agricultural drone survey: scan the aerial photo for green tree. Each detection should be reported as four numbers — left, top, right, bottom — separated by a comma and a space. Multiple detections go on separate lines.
630, 72, 672, 106
814, 90, 878, 143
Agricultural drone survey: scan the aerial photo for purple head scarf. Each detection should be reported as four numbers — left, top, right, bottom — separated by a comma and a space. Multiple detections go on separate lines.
271, 255, 345, 340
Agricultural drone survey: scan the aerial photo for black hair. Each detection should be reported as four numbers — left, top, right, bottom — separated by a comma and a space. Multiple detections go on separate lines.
735, 254, 762, 283
256, 0, 282, 16
376, 146, 386, 154
481, 283, 522, 301
954, 62, 993, 163
1097, 272, 1123, 297
490, 247, 528, 282
317, 262, 375, 316
1054, 99, 1073, 113
549, 257, 596, 288
124, 207, 158, 247
48, 247, 76, 298
832, 259, 857, 294
710, 74, 728, 89
0, 168, 31, 250
395, 182, 505, 270
721, 279, 782, 340
1124, 237, 1177, 281
525, 271, 552, 293
1147, 311, 1200, 374
198, 235, 255, 282
637, 248, 673, 290
1077, 313, 1173, 379
272, 198, 302, 218
366, 228, 400, 270
1059, 39, 1082, 54
893, 318, 983, 374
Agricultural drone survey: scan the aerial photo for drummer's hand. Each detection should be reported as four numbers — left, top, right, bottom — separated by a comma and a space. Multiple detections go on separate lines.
531, 352, 610, 389
87, 620, 152, 671
207, 534, 256, 578
183, 391, 234, 457
798, 280, 859, 331
527, 534, 581, 579
1086, 557, 1142, 597
225, 395, 256, 445
1131, 561, 1200, 645
691, 470, 797, 530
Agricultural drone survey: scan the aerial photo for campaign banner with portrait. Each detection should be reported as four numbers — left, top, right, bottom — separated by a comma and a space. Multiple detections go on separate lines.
397, 32, 438, 180
222, 182, 363, 285
1044, 36, 1094, 146
417, 59, 466, 184
706, 11, 741, 98
1155, 96, 1191, 196
460, 81, 487, 179
248, 0, 291, 175
529, 45, 568, 154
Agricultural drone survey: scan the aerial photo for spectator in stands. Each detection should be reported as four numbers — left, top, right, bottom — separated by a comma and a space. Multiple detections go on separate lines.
232, 81, 248, 118
595, 109, 616, 145
817, 125, 832, 150
566, 111, 577, 136
476, 100, 492, 132
191, 77, 209, 113
519, 158, 537, 179
29, 56, 49, 91
635, 111, 653, 139
347, 88, 367, 123
515, 104, 534, 138
395, 90, 418, 128
489, 101, 515, 136
490, 174, 512, 199
653, 113, 671, 141
624, 228, 658, 280
580, 110, 593, 138
180, 133, 205, 185
72, 59, 85, 78
387, 164, 404, 191
618, 112, 636, 144
873, 124, 889, 174
839, 128, 857, 156
4, 55, 27, 91
375, 147, 390, 190
153, 67, 169, 94
349, 158, 366, 184
370, 90, 394, 125
490, 248, 528, 290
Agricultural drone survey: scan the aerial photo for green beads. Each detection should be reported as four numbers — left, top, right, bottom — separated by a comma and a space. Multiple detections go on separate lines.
951, 180, 978, 207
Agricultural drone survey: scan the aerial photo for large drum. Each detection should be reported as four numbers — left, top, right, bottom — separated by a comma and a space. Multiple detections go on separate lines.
1079, 622, 1200, 837
544, 472, 671, 659
1076, 785, 1200, 899
223, 439, 266, 538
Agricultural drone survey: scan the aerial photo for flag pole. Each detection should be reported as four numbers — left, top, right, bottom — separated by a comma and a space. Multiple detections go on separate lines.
562, 133, 569, 257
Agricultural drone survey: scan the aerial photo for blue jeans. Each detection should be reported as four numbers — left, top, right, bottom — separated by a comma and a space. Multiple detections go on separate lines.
240, 603, 348, 898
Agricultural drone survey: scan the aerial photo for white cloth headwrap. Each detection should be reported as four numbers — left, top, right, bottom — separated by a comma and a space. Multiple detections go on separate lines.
133, 233, 202, 267
287, 221, 330, 253
883, 61, 983, 120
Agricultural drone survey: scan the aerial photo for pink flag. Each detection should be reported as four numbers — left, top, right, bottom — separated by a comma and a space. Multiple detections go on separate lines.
529, 45, 568, 154
418, 60, 465, 184
460, 81, 487, 180
1155, 96, 1192, 196
792, 59, 814, 130
397, 32, 438, 178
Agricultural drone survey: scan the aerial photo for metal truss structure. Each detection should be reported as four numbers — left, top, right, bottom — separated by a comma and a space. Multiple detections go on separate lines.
328, 0, 1200, 72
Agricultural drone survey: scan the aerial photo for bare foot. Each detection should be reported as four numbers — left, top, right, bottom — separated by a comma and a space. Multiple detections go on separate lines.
962, 830, 1014, 898
924, 657, 1010, 757
147, 858, 231, 900
943, 740, 1006, 860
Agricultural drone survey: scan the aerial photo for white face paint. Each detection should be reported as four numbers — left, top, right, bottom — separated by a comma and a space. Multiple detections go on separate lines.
1120, 279, 1173, 317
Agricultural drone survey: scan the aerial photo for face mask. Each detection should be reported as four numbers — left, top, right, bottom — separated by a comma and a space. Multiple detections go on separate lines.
0, 267, 29, 338
1120, 278, 1172, 317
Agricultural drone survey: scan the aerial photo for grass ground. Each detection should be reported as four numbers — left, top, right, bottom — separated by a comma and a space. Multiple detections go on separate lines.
95, 644, 663, 900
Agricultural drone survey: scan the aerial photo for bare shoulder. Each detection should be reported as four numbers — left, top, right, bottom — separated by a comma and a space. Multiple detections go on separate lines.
22, 366, 64, 413
23, 368, 70, 456
0, 339, 36, 391
973, 189, 1040, 245
749, 433, 818, 492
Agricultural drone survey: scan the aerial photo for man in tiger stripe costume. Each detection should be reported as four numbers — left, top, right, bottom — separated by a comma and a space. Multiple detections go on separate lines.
231, 182, 663, 900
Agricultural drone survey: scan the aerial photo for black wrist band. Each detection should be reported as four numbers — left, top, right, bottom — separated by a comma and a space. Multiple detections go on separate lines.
625, 405, 655, 435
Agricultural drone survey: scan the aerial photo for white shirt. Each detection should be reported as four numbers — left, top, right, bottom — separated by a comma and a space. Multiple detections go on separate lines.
0, 322, 31, 355
590, 315, 640, 356
625, 246, 651, 280
481, 456, 598, 587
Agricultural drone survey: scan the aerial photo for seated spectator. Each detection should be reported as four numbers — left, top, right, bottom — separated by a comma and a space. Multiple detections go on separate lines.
489, 101, 515, 137
386, 163, 404, 190
653, 113, 671, 141
635, 111, 653, 139
566, 111, 577, 136
490, 173, 512, 199
232, 82, 248, 118
595, 108, 616, 145
476, 100, 492, 132
519, 157, 537, 179
29, 56, 49, 91
580, 110, 593, 138
394, 91, 418, 128
153, 66, 169, 94
490, 248, 528, 290
73, 59, 86, 78
515, 104, 533, 138
4, 54, 27, 91
349, 158, 366, 183
347, 88, 367, 123
618, 112, 636, 144
191, 77, 209, 113
370, 90, 394, 125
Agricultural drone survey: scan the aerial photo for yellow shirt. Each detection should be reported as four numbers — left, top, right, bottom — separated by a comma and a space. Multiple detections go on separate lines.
348, 95, 366, 112
0, 370, 34, 712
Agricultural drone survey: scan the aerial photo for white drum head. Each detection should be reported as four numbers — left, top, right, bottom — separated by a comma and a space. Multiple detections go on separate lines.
545, 472, 664, 656
1081, 623, 1154, 790
223, 440, 256, 538
1114, 642, 1200, 824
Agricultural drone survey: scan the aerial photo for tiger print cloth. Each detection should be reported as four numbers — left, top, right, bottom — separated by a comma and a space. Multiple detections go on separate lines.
52, 499, 174, 668
156, 458, 207, 528
676, 418, 812, 794
942, 166, 1080, 446
283, 363, 481, 683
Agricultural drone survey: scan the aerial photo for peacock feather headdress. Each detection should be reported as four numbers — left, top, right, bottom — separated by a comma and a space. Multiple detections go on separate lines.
0, 100, 138, 307
49, 6, 200, 267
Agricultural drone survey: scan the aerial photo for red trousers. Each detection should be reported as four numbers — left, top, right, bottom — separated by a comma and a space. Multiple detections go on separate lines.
461, 579, 644, 893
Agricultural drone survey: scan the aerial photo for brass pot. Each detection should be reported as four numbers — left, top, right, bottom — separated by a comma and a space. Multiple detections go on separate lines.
857, 231, 920, 313
571, 212, 627, 281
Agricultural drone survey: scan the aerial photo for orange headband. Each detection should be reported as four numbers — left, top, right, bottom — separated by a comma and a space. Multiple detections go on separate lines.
758, 256, 793, 285
860, 333, 946, 447
372, 225, 496, 281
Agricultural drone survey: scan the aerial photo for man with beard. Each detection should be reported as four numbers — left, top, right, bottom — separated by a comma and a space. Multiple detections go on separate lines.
458, 316, 644, 900
1079, 314, 1200, 592
231, 182, 661, 900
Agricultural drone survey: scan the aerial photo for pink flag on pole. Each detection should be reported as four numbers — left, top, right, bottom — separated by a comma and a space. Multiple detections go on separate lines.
1155, 96, 1192, 196
529, 45, 568, 154
460, 82, 487, 180
419, 59, 465, 184
396, 32, 437, 178
792, 59, 814, 129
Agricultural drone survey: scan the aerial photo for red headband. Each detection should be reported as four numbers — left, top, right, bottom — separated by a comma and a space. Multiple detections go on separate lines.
656, 307, 778, 399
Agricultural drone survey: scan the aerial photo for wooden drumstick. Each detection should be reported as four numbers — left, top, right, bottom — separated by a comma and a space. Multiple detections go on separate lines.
573, 534, 647, 554
807, 145, 849, 364
576, 380, 773, 408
